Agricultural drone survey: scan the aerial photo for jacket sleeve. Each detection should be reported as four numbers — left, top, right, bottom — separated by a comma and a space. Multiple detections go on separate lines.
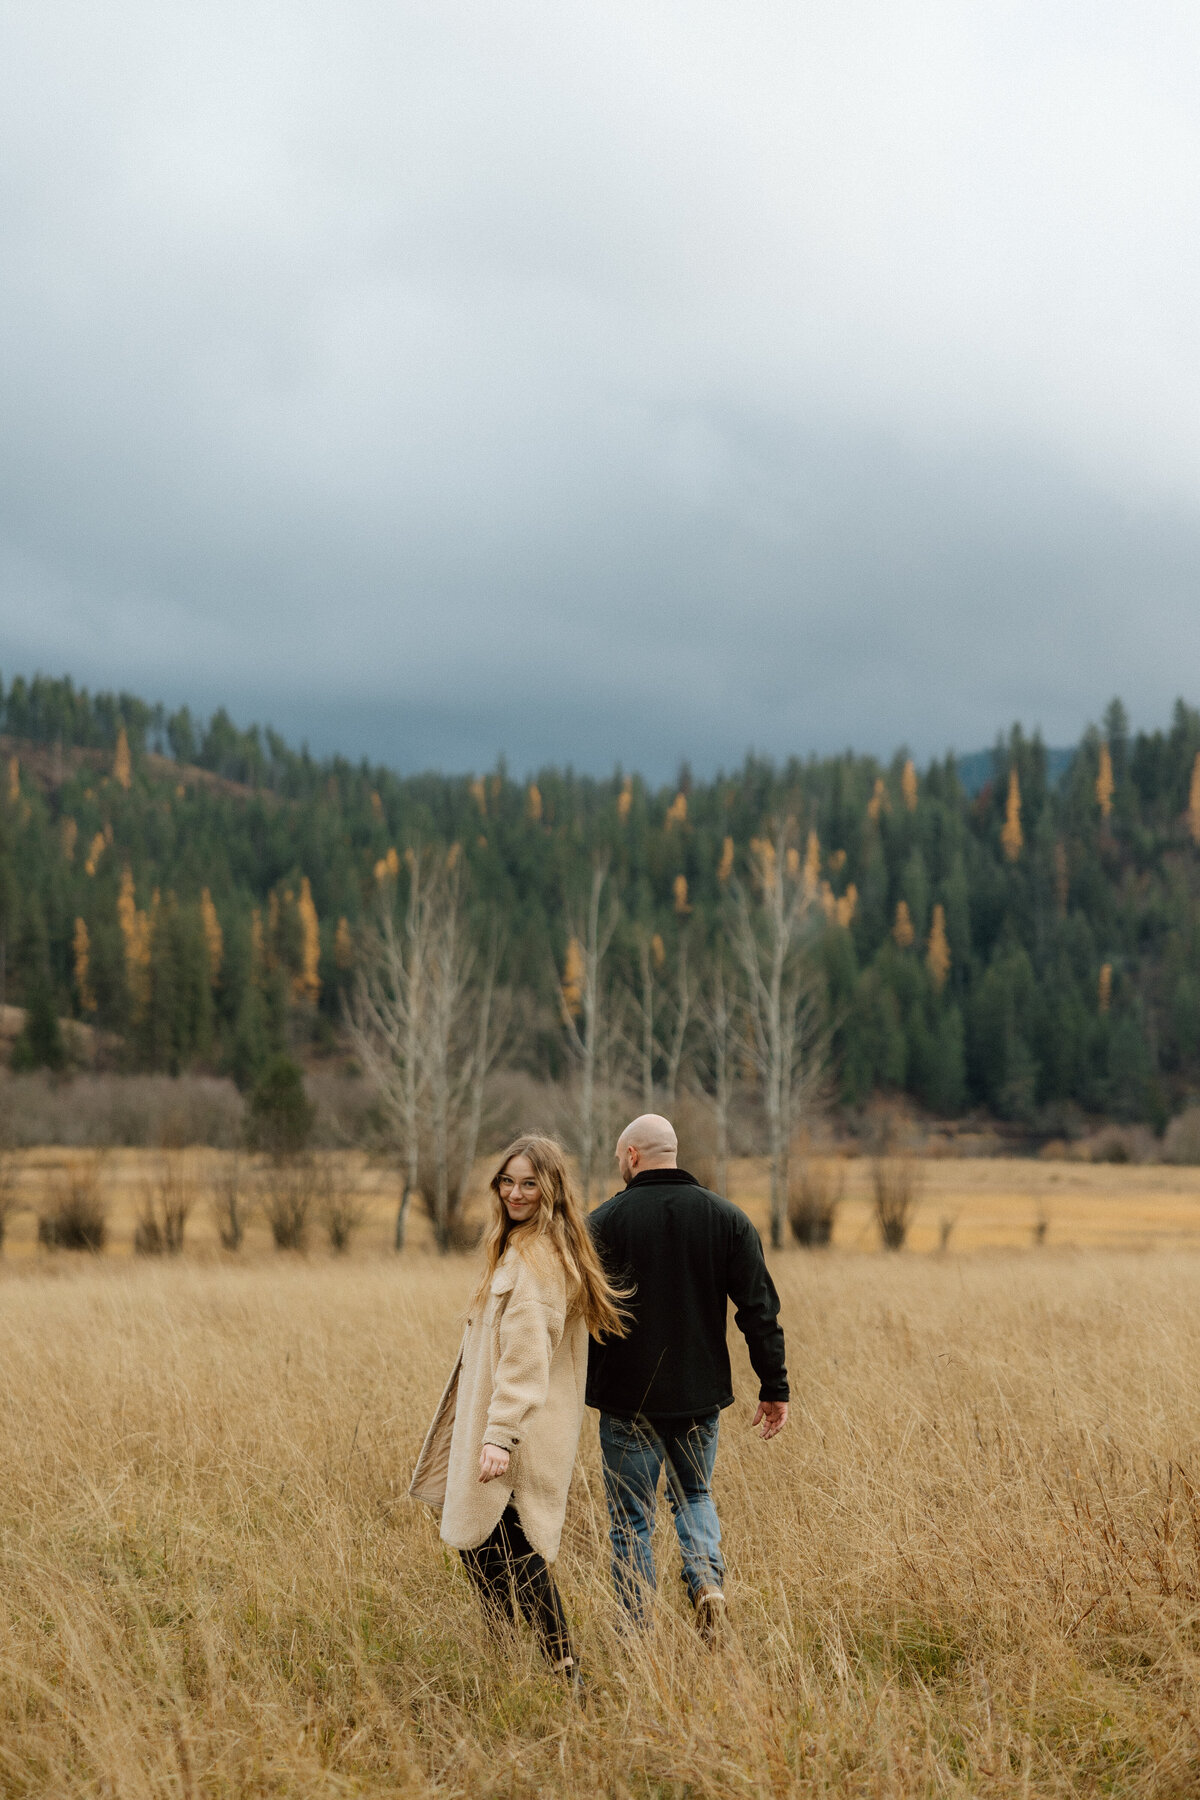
483, 1257, 567, 1452
727, 1216, 790, 1403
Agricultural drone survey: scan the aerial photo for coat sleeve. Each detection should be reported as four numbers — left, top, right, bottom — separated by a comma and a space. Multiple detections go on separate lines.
727, 1216, 790, 1403
483, 1255, 568, 1452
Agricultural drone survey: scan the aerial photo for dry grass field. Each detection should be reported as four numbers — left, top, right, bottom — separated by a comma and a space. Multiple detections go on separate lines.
7, 1149, 1200, 1259
3, 1217, 1200, 1795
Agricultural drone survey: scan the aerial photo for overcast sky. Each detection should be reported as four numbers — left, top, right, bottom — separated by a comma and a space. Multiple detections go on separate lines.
2, 2, 1199, 779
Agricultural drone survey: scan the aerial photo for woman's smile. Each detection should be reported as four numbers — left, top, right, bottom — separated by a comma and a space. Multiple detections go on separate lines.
498, 1154, 541, 1222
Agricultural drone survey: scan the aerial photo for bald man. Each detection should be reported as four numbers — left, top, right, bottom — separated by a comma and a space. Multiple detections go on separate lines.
586, 1114, 789, 1640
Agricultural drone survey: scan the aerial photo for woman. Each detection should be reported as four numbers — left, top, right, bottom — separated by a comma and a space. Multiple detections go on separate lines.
410, 1134, 627, 1682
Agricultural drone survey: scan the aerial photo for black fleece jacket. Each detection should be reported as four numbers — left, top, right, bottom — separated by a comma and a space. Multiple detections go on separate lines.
586, 1168, 789, 1420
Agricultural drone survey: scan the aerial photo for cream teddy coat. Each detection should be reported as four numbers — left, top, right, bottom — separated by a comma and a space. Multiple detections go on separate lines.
409, 1238, 589, 1562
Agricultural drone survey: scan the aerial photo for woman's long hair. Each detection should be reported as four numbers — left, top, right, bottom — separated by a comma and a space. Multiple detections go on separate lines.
472, 1134, 629, 1341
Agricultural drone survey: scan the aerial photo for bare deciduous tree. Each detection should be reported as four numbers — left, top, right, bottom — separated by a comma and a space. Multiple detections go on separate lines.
559, 859, 619, 1206
696, 953, 738, 1200
731, 828, 826, 1249
634, 927, 695, 1116
345, 851, 430, 1249
661, 934, 695, 1112
635, 932, 657, 1114
348, 848, 501, 1252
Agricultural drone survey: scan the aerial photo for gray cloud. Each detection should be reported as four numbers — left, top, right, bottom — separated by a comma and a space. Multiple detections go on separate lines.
2, 0, 1199, 777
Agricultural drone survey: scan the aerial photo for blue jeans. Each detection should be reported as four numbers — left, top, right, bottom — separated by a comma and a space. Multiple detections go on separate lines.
598, 1410, 724, 1623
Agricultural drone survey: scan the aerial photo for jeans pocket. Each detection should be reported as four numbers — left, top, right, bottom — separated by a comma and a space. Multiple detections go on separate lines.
601, 1413, 653, 1450
691, 1410, 720, 1445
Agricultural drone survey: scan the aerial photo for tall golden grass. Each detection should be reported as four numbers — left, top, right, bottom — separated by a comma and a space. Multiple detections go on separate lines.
1, 1251, 1199, 1795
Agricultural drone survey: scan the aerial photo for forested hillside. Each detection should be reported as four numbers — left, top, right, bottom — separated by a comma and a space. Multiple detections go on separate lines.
4, 673, 1200, 1129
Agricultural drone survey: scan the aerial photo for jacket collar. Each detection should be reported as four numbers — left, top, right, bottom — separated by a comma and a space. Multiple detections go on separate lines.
626, 1167, 698, 1190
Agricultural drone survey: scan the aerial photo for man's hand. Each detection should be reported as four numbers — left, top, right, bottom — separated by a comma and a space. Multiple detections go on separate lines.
478, 1443, 511, 1483
751, 1400, 788, 1441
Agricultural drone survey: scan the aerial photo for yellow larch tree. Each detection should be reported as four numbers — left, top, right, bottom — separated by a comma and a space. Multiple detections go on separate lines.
866, 776, 889, 823
749, 836, 777, 892
901, 758, 918, 812
113, 727, 132, 791
1187, 752, 1200, 846
785, 846, 800, 880
527, 783, 543, 822
893, 900, 915, 949
1001, 768, 1023, 861
84, 832, 106, 877
1098, 963, 1113, 1013
617, 777, 633, 821
650, 932, 665, 968
334, 916, 353, 971
673, 874, 691, 914
927, 903, 950, 991
73, 917, 95, 1013
61, 817, 78, 862
717, 836, 734, 884
117, 869, 152, 1016
561, 937, 585, 1018
469, 777, 486, 816
835, 884, 858, 928
665, 792, 688, 829
294, 877, 321, 1005
803, 830, 820, 898
1095, 742, 1114, 821
200, 889, 223, 987
370, 790, 384, 821
374, 846, 400, 885
7, 756, 18, 804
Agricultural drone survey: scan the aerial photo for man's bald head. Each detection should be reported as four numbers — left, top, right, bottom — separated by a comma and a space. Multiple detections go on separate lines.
616, 1114, 678, 1185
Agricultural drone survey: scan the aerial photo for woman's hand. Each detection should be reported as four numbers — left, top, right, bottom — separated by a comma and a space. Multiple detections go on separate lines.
478, 1443, 511, 1483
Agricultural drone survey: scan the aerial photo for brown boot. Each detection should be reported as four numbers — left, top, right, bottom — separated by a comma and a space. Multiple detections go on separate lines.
694, 1584, 726, 1647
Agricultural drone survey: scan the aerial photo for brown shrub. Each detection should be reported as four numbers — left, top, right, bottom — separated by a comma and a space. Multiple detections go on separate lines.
788, 1158, 844, 1247
134, 1152, 194, 1255
315, 1157, 367, 1253
871, 1157, 923, 1250
0, 1142, 21, 1250
1163, 1105, 1200, 1166
0, 1072, 244, 1148
1089, 1125, 1154, 1165
37, 1158, 107, 1251
209, 1154, 248, 1251
260, 1158, 314, 1252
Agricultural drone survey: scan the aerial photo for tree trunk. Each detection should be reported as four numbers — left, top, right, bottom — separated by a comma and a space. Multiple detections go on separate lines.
637, 938, 655, 1112
394, 1180, 411, 1250
663, 938, 693, 1110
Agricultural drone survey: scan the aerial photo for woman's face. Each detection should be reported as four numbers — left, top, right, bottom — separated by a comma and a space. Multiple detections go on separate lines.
497, 1153, 542, 1225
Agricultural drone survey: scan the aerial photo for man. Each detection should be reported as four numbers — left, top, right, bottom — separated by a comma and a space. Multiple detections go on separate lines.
586, 1113, 789, 1640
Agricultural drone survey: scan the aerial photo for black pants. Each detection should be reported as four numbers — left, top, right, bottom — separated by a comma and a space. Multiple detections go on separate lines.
460, 1504, 573, 1666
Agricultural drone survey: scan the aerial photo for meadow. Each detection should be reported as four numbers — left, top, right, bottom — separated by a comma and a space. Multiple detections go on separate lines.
8, 1149, 1200, 1258
3, 1163, 1200, 1795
